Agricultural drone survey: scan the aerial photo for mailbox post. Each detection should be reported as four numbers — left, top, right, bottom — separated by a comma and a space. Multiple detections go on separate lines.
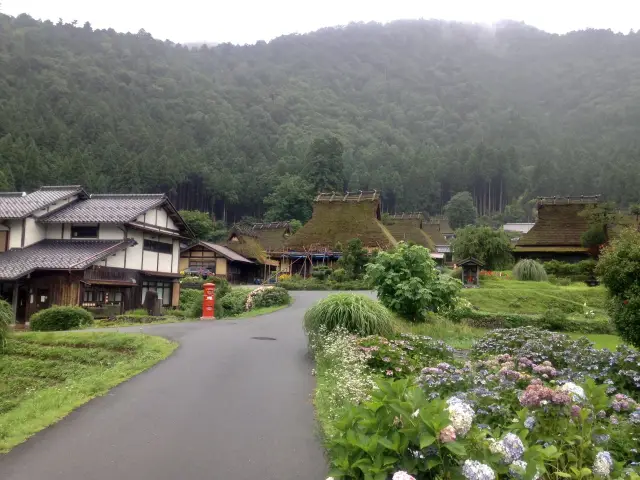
201, 283, 216, 320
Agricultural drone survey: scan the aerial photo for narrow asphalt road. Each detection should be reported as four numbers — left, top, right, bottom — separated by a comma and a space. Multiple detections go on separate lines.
1, 291, 336, 480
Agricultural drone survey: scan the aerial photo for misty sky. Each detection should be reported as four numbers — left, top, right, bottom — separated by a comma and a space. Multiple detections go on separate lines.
3, 0, 638, 44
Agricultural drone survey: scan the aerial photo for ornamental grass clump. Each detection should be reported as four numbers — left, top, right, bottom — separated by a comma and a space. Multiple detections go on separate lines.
304, 293, 394, 337
512, 259, 548, 282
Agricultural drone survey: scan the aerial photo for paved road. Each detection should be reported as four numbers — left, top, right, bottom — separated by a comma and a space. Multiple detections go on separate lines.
1, 291, 334, 480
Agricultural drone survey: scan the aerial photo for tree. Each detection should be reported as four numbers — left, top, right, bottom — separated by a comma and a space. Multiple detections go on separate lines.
579, 202, 621, 248
179, 210, 216, 240
452, 226, 513, 270
337, 238, 369, 279
366, 243, 461, 322
596, 228, 640, 347
263, 174, 314, 222
444, 192, 477, 229
289, 219, 303, 233
306, 135, 344, 193
630, 204, 640, 222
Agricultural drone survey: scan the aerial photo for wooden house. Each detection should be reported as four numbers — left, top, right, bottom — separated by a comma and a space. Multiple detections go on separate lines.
423, 218, 453, 263
283, 191, 396, 275
0, 186, 193, 324
179, 241, 256, 284
513, 196, 597, 262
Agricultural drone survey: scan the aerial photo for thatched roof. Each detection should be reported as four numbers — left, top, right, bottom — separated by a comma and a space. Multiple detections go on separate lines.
515, 198, 592, 250
422, 221, 448, 246
247, 222, 291, 252
385, 213, 435, 250
226, 226, 269, 263
285, 191, 396, 251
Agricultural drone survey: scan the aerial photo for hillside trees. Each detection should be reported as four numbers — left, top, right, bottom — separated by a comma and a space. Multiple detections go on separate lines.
1, 14, 640, 220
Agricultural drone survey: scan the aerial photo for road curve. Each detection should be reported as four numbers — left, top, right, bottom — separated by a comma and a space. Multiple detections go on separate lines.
0, 291, 335, 480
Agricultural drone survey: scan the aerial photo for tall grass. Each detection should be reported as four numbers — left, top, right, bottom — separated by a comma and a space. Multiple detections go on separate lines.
304, 293, 394, 337
512, 259, 548, 282
0, 299, 14, 350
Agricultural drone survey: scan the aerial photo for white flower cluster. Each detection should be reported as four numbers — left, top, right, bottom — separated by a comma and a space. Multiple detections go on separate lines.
244, 286, 275, 310
392, 471, 416, 480
462, 460, 496, 480
447, 397, 475, 436
314, 328, 375, 423
559, 382, 586, 402
509, 460, 540, 480
593, 451, 613, 477
489, 433, 525, 464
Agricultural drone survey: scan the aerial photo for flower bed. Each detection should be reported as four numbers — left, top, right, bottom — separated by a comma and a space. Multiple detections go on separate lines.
315, 327, 640, 479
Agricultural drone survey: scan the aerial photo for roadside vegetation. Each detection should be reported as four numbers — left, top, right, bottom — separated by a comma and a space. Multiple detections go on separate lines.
0, 331, 176, 452
306, 243, 639, 480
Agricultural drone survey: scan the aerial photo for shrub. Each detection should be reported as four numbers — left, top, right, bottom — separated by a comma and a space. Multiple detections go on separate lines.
366, 242, 461, 322
452, 225, 513, 270
250, 286, 290, 309
330, 268, 347, 283
179, 288, 202, 311
597, 228, 640, 347
311, 265, 331, 281
337, 238, 369, 279
512, 259, 548, 281
207, 276, 231, 299
304, 293, 394, 337
30, 306, 94, 331
0, 299, 13, 350
218, 289, 251, 316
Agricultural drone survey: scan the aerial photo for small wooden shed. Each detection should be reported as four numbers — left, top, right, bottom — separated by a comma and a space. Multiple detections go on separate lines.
457, 257, 484, 288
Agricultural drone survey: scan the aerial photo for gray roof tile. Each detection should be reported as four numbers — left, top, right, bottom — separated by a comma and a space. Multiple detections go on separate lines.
0, 239, 134, 280
40, 194, 166, 224
197, 242, 254, 264
0, 186, 85, 219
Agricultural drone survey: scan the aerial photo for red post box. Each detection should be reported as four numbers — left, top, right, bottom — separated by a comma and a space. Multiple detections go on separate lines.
201, 283, 216, 320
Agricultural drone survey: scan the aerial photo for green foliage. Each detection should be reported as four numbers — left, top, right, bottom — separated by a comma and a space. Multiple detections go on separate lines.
544, 259, 597, 278
304, 294, 394, 337
0, 299, 13, 351
124, 308, 148, 317
29, 306, 94, 331
581, 224, 607, 248
444, 191, 476, 229
250, 287, 290, 308
331, 268, 348, 282
218, 289, 251, 316
278, 276, 370, 291
263, 174, 314, 222
512, 259, 548, 281
178, 210, 216, 240
366, 243, 462, 322
311, 265, 332, 281
337, 238, 369, 279
306, 135, 344, 193
452, 226, 513, 270
597, 229, 640, 347
289, 219, 303, 233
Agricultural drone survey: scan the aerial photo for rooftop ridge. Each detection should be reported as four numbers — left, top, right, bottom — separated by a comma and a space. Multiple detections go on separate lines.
89, 193, 166, 198
38, 185, 83, 191
537, 195, 600, 205
251, 221, 290, 230
389, 212, 423, 219
315, 190, 379, 202
0, 192, 26, 197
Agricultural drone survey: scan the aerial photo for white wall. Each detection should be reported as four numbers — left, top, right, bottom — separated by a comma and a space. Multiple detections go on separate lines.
125, 229, 145, 270
158, 253, 172, 272
145, 208, 157, 225
8, 219, 22, 249
105, 249, 126, 268
23, 217, 46, 247
99, 224, 126, 240
45, 224, 63, 239
166, 215, 177, 230
156, 208, 167, 228
172, 239, 179, 273
33, 195, 79, 218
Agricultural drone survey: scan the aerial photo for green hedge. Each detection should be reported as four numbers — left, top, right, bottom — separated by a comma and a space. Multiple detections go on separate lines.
0, 299, 13, 349
452, 309, 614, 334
278, 278, 371, 291
251, 287, 290, 308
30, 306, 94, 331
218, 289, 252, 316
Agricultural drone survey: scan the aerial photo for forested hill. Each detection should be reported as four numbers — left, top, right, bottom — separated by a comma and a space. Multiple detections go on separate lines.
1, 13, 640, 222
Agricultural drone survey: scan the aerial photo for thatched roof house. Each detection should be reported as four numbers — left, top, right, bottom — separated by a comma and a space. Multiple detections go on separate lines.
285, 191, 396, 252
422, 220, 449, 246
226, 226, 270, 264
248, 222, 291, 253
514, 196, 597, 261
384, 213, 436, 250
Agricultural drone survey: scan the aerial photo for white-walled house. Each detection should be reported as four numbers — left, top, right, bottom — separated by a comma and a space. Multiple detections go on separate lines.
0, 186, 193, 323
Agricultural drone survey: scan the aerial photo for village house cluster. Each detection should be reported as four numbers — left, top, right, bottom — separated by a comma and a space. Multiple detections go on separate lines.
1, 187, 621, 325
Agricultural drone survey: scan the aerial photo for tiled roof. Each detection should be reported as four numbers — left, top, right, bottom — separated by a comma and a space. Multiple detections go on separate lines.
189, 241, 254, 264
516, 204, 590, 247
0, 239, 135, 280
41, 194, 167, 224
0, 186, 86, 219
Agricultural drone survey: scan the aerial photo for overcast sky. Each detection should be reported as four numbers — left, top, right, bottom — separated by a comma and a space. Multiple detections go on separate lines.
3, 0, 638, 45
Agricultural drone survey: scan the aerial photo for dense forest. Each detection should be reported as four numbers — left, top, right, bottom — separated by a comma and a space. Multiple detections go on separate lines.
1, 12, 640, 222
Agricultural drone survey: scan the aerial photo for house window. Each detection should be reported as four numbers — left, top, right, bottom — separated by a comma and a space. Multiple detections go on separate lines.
83, 290, 94, 303
143, 239, 172, 254
189, 260, 216, 272
141, 281, 172, 306
72, 225, 99, 238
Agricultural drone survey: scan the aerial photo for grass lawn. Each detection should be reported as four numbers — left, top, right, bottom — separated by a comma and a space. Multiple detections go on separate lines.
231, 303, 291, 319
92, 316, 198, 328
568, 332, 623, 350
0, 332, 176, 452
392, 316, 485, 349
461, 276, 608, 318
